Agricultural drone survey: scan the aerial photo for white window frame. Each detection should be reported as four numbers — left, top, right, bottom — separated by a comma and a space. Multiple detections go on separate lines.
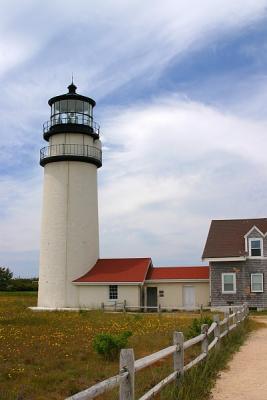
109, 285, 118, 300
248, 237, 263, 258
222, 273, 236, 294
251, 273, 264, 293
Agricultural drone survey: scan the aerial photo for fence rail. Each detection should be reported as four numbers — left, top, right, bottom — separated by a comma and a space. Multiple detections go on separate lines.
100, 301, 210, 313
65, 304, 249, 400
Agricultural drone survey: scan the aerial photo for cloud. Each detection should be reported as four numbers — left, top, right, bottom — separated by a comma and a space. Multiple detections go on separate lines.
0, 173, 41, 253
99, 96, 267, 265
1, 1, 267, 275
2, 93, 267, 275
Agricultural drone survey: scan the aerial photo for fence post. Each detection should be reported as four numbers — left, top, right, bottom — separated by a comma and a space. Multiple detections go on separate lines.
241, 305, 244, 320
158, 303, 161, 313
213, 314, 220, 347
173, 331, 184, 382
101, 302, 104, 311
123, 300, 126, 313
237, 307, 241, 323
224, 311, 230, 332
232, 309, 236, 326
239, 306, 243, 321
120, 349, 135, 400
201, 324, 209, 355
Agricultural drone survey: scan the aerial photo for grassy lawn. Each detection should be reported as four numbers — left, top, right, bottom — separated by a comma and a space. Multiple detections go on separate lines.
0, 293, 260, 400
0, 292, 209, 400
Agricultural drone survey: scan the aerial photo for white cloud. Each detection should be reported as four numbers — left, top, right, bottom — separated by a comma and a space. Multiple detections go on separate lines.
99, 96, 267, 265
1, 1, 267, 274
0, 173, 42, 252
2, 94, 267, 273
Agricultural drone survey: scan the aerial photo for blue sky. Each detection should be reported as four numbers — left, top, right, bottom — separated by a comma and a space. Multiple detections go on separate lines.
1, 0, 267, 277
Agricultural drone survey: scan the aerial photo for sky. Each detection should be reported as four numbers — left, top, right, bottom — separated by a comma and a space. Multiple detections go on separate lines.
1, 0, 267, 277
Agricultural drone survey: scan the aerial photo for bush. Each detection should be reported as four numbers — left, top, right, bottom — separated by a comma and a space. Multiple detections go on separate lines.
93, 331, 132, 360
0, 267, 13, 290
9, 279, 38, 292
186, 315, 213, 339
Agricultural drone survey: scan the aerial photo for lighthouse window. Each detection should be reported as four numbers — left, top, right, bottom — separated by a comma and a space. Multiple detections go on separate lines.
68, 99, 76, 113
76, 100, 84, 114
54, 101, 60, 114
84, 102, 89, 114
109, 285, 118, 300
59, 99, 67, 113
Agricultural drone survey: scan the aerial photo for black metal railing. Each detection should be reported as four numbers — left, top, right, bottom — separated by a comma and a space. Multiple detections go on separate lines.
40, 144, 102, 164
43, 113, 100, 135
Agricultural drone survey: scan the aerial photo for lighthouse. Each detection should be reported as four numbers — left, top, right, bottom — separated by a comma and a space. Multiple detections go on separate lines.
38, 83, 102, 308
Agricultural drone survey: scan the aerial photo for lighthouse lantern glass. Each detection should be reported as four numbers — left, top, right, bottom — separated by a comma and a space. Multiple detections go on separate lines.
51, 100, 92, 117
50, 98, 94, 128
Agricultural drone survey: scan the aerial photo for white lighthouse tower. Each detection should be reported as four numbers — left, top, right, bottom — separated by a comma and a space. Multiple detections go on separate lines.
38, 83, 102, 308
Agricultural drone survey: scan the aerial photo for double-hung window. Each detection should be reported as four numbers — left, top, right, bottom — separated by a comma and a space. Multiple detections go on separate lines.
251, 273, 263, 293
109, 285, 118, 300
249, 238, 263, 257
222, 273, 236, 294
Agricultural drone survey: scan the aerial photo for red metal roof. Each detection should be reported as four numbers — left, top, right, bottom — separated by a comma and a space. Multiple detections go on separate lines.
146, 266, 209, 280
73, 258, 152, 283
202, 218, 267, 258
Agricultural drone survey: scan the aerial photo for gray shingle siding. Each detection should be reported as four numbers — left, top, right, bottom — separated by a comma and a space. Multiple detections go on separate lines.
210, 259, 267, 308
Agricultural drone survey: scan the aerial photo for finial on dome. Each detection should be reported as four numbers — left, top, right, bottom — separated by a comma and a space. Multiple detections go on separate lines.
68, 76, 77, 94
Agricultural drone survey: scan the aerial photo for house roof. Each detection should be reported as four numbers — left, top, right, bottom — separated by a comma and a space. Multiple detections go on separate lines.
74, 258, 209, 283
146, 266, 209, 280
73, 258, 152, 283
202, 218, 267, 259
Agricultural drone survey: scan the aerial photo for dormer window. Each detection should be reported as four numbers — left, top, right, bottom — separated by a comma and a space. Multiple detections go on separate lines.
249, 238, 263, 257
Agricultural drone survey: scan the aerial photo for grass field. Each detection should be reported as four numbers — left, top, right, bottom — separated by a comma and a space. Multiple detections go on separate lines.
0, 292, 208, 400
0, 293, 258, 400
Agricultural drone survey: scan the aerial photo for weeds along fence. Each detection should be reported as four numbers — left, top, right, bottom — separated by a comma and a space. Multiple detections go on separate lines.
66, 304, 249, 400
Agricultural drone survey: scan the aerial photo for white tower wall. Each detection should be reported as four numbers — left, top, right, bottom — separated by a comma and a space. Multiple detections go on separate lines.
38, 132, 101, 308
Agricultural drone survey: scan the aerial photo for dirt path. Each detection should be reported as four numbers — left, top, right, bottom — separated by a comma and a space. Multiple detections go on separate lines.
211, 317, 267, 400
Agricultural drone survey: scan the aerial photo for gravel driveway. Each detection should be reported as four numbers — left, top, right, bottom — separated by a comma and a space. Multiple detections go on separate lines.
211, 317, 267, 400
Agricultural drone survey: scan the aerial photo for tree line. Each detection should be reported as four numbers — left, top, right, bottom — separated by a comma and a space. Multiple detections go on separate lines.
0, 267, 38, 291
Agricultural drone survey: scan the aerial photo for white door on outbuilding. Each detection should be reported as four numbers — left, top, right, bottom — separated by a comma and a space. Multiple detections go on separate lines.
183, 286, 195, 309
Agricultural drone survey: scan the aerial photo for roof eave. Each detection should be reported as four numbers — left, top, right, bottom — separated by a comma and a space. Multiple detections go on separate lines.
202, 256, 246, 262
145, 279, 209, 283
73, 281, 143, 285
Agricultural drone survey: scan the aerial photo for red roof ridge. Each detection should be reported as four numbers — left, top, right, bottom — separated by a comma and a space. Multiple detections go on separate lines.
154, 265, 207, 268
95, 257, 152, 260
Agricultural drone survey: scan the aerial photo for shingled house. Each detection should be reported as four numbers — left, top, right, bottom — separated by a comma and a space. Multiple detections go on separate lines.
202, 218, 267, 310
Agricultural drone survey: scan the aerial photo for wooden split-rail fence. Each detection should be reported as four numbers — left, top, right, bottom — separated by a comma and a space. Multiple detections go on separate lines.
100, 301, 209, 313
66, 304, 249, 400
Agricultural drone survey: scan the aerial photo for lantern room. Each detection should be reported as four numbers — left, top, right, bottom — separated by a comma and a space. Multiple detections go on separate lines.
43, 82, 100, 141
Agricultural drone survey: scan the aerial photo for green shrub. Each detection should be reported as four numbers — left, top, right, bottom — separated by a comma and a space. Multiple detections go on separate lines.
0, 267, 13, 290
93, 331, 132, 360
186, 316, 213, 339
9, 279, 38, 292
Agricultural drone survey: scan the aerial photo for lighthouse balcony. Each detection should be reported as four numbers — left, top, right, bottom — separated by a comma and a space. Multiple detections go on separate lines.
43, 113, 100, 141
40, 144, 102, 168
